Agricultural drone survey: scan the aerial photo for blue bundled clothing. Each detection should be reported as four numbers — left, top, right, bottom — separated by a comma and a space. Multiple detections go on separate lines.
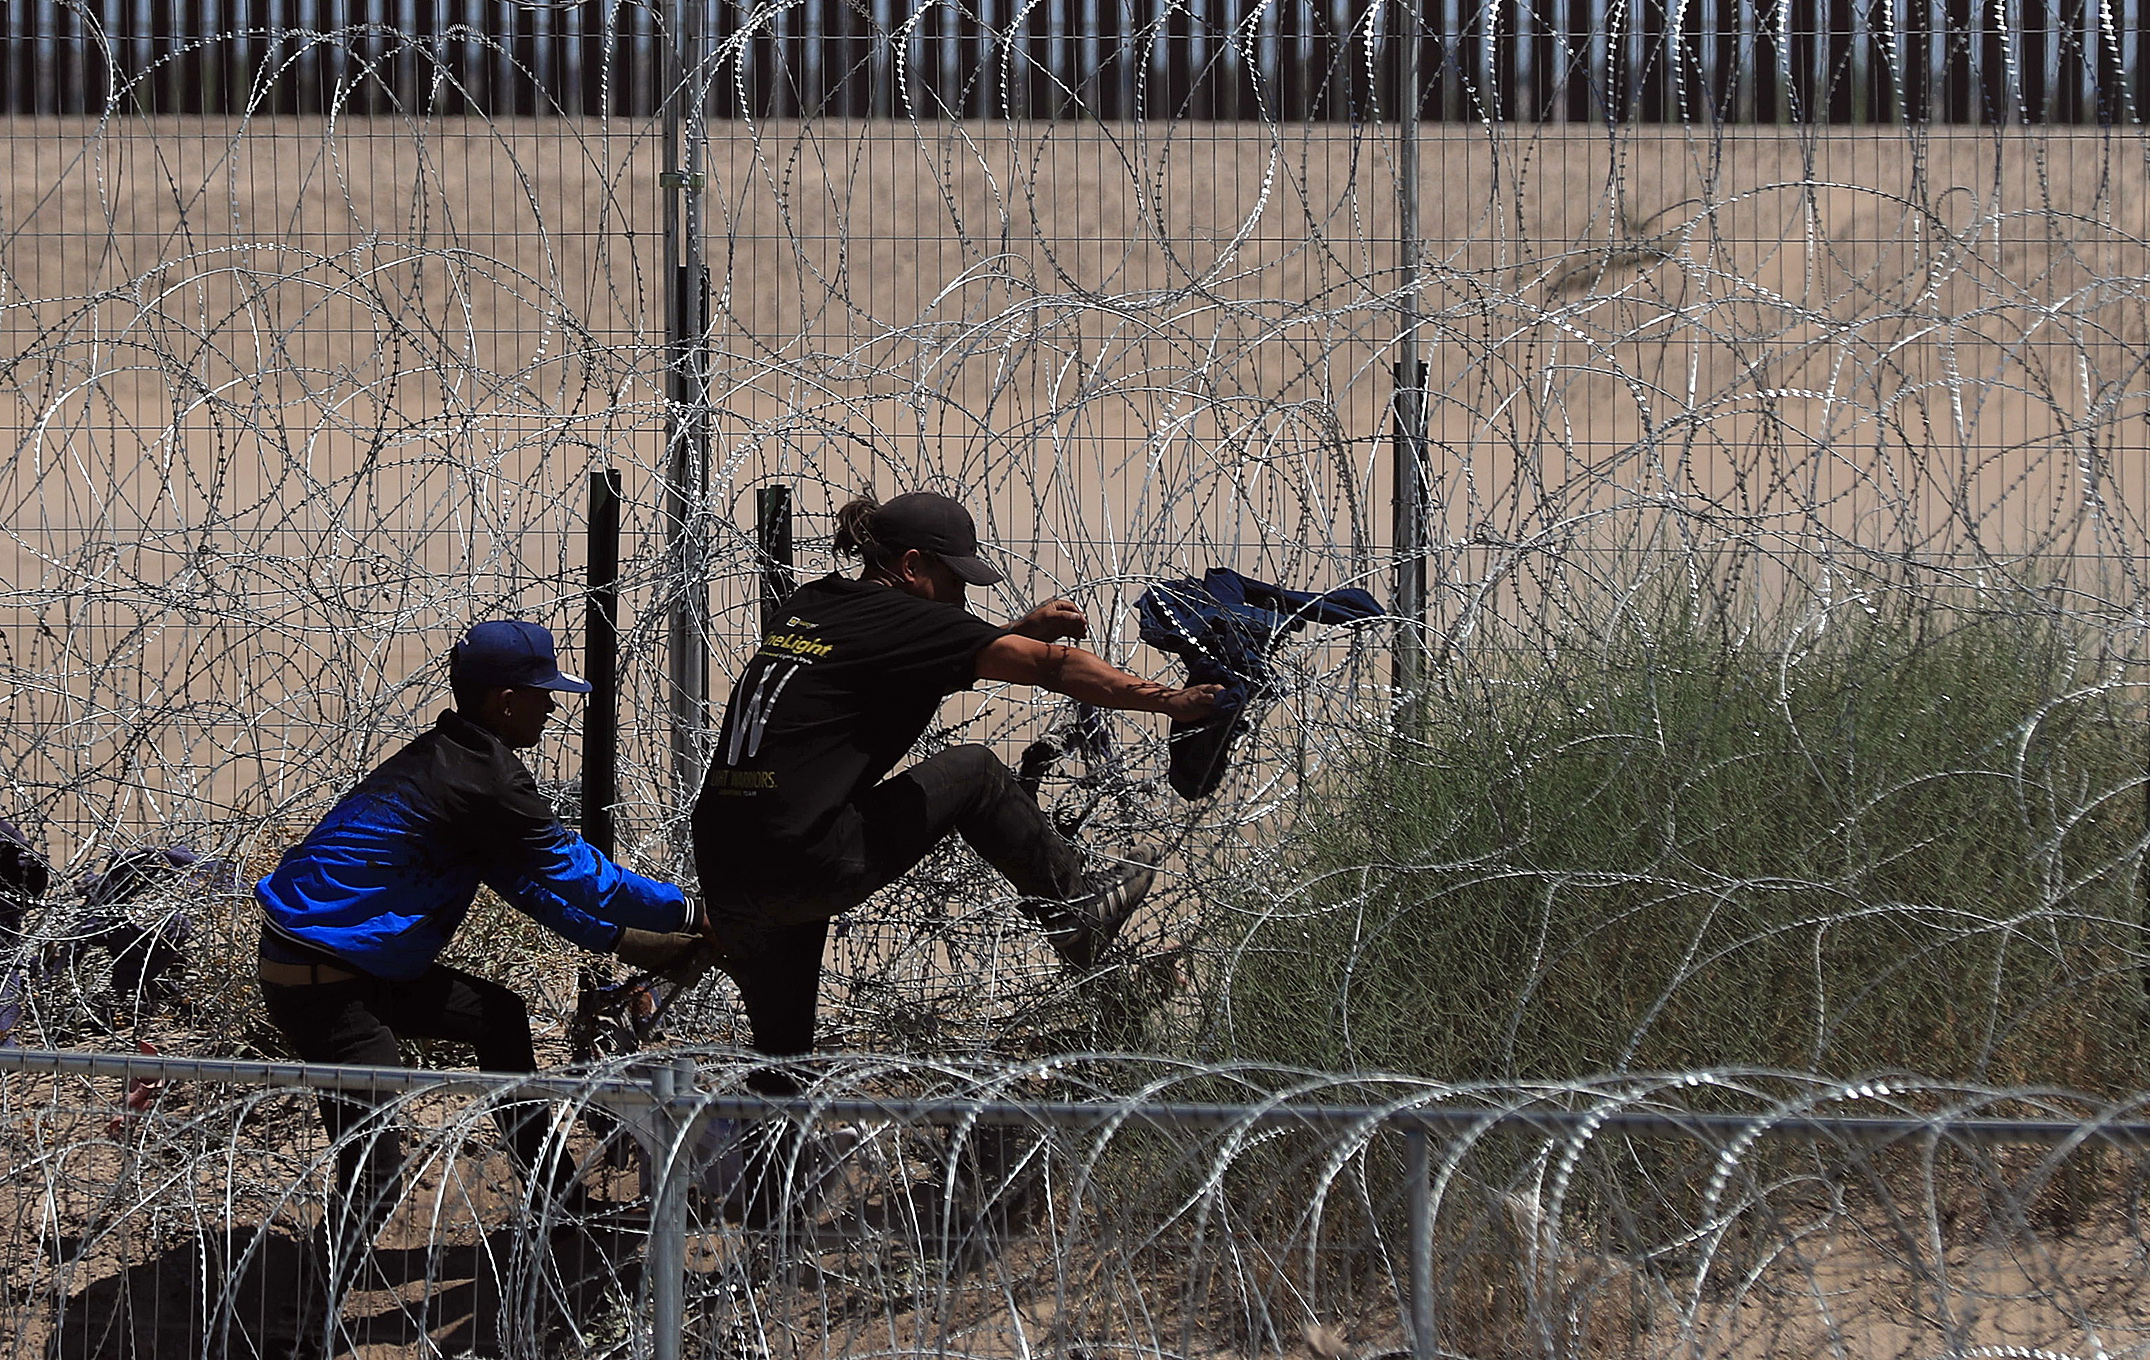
1135, 568, 1385, 798
257, 709, 688, 980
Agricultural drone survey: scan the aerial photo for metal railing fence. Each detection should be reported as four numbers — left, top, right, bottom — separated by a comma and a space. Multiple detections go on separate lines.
7, 1044, 2150, 1360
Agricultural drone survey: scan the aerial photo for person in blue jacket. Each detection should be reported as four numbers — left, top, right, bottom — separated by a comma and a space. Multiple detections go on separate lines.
255, 618, 706, 1240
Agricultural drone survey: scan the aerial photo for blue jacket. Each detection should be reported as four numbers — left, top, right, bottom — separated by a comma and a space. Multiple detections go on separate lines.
1136, 567, 1385, 715
257, 710, 687, 980
1136, 568, 1385, 798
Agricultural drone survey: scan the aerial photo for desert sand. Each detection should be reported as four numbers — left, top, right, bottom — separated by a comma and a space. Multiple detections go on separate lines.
2, 116, 2145, 861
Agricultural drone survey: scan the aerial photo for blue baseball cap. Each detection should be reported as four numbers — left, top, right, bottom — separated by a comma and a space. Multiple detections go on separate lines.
451, 619, 592, 694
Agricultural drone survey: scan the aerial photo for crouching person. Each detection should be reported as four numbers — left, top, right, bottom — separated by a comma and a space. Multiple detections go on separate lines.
255, 620, 706, 1246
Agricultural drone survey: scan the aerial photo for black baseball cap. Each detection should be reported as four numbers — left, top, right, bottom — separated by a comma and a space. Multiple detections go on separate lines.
450, 619, 593, 694
876, 491, 1004, 586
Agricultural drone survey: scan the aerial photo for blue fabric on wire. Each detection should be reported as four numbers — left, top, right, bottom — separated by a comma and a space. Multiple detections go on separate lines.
1134, 568, 1384, 799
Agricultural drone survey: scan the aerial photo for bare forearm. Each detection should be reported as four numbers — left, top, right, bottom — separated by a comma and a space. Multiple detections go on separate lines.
1041, 645, 1180, 713
976, 633, 1222, 721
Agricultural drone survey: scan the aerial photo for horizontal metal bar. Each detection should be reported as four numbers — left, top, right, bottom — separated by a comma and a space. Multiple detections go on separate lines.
0, 1046, 675, 1108
1, 1046, 2143, 1150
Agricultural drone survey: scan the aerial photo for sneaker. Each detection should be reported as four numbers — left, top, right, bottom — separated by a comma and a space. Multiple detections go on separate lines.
1045, 847, 1161, 968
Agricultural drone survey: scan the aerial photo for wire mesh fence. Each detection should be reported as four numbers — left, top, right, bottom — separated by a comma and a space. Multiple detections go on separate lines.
5, 92, 2146, 1042
11, 1047, 2150, 1360
4, 6, 2150, 1352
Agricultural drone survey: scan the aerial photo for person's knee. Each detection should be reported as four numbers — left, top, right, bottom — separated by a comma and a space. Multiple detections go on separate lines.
466, 978, 536, 1069
943, 743, 1008, 779
470, 976, 529, 1027
932, 743, 1018, 795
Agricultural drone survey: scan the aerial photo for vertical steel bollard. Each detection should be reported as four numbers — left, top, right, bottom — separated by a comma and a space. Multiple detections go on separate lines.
584, 467, 622, 857
1408, 1127, 1433, 1360
648, 1056, 695, 1360
1390, 0, 1429, 736
756, 484, 796, 633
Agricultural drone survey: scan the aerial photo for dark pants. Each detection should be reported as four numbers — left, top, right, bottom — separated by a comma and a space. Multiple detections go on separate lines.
697, 745, 1084, 1094
260, 964, 558, 1241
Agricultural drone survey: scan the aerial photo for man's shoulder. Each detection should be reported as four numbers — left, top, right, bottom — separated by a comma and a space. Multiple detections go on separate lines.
366, 711, 480, 772
363, 711, 533, 804
782, 575, 984, 630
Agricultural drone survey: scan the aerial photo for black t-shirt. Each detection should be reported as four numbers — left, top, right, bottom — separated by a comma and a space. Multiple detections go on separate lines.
696, 574, 1006, 853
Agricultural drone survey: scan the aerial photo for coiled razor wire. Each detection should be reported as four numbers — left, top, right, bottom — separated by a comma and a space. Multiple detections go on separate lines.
5, 5, 2150, 1353
9, 1052, 2150, 1359
2, 7, 2146, 1053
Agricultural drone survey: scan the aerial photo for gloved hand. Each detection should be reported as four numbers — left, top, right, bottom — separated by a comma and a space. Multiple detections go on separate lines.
615, 927, 706, 975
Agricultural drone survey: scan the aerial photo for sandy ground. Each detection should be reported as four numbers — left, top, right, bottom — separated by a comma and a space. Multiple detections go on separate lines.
11, 1071, 2150, 1360
2, 116, 2145, 862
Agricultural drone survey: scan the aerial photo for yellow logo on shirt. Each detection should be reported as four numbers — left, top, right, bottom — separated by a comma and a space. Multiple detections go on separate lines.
763, 632, 833, 659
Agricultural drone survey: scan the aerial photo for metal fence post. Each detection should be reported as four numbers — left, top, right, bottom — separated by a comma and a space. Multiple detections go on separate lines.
1391, 0, 1428, 735
662, 0, 713, 817
756, 484, 797, 633
1408, 1127, 1432, 1360
648, 1055, 695, 1360
584, 467, 622, 857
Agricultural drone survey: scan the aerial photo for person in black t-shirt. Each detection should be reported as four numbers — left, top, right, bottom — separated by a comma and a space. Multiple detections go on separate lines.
692, 491, 1220, 1092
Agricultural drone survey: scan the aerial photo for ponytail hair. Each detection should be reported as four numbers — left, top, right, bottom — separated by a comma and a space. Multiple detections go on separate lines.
833, 495, 896, 572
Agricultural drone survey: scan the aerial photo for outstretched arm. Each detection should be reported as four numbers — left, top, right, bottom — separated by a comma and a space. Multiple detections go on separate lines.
976, 633, 1222, 722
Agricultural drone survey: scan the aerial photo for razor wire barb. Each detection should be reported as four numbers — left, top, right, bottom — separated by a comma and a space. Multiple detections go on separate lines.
11, 1051, 2150, 1358
6, 0, 2150, 1354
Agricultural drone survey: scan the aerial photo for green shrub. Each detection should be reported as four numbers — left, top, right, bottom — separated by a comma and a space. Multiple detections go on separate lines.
1204, 591, 2148, 1089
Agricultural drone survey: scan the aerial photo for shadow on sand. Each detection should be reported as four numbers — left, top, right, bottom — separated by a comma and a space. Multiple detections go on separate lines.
47, 1219, 646, 1358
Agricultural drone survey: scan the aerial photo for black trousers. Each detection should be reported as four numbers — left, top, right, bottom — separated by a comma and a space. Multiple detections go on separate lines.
260, 963, 557, 1240
698, 744, 1084, 1094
